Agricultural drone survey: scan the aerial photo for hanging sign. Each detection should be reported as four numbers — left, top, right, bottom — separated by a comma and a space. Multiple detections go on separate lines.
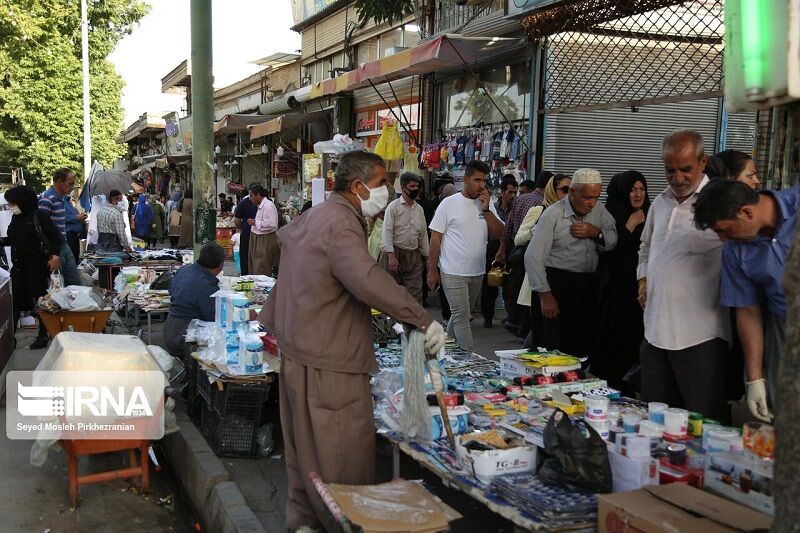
356, 111, 377, 134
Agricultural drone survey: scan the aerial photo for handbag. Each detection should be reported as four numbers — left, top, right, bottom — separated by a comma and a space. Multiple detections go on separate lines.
32, 212, 53, 257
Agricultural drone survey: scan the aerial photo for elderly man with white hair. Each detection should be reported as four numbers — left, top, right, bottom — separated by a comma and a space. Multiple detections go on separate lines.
525, 168, 618, 362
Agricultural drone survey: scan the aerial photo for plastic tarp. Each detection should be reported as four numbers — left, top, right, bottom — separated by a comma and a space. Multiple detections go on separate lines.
30, 333, 166, 466
308, 34, 526, 100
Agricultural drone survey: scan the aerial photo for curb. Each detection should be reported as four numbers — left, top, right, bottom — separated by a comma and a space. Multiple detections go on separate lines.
162, 409, 266, 532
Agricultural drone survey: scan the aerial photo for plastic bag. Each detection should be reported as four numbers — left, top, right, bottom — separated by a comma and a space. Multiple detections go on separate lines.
256, 423, 274, 458
150, 269, 174, 290
373, 122, 404, 161
49, 285, 103, 311
48, 270, 64, 295
537, 409, 612, 493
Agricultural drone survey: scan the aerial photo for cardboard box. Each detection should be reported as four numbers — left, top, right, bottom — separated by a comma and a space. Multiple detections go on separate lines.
455, 434, 537, 484
598, 484, 772, 532
704, 451, 774, 516
608, 448, 658, 493
497, 352, 581, 379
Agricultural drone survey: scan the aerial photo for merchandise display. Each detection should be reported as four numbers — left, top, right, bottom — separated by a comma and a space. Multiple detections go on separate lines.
373, 338, 776, 529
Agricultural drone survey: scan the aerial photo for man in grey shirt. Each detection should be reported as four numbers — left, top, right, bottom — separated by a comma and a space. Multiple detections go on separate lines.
525, 168, 617, 362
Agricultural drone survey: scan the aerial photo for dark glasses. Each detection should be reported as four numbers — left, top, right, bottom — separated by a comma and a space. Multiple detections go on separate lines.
557, 186, 570, 194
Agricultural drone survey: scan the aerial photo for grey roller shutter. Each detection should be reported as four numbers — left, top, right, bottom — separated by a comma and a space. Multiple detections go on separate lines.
353, 76, 417, 110
723, 111, 757, 154
543, 98, 720, 196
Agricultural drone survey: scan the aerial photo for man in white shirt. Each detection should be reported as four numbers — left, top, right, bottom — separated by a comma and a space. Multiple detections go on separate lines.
428, 160, 504, 351
638, 130, 731, 423
380, 172, 430, 303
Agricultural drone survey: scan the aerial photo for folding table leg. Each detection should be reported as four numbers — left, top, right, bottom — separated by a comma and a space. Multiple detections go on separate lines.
140, 444, 149, 492
67, 450, 79, 508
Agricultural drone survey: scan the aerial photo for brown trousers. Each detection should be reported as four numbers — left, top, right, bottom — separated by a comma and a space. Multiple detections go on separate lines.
280, 356, 375, 531
248, 231, 279, 276
378, 247, 424, 303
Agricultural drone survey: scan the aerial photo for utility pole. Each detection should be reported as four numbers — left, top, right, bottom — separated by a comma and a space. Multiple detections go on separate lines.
190, 0, 216, 256
80, 0, 91, 181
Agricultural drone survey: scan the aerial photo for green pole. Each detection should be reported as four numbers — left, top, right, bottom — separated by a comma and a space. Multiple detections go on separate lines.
190, 0, 216, 257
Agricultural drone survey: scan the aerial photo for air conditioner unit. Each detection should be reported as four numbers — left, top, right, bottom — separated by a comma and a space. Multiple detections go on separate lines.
383, 46, 408, 58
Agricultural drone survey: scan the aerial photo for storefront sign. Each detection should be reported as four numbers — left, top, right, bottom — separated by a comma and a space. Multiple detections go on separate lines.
356, 111, 377, 134
164, 112, 183, 155
227, 182, 246, 194
506, 0, 563, 18
356, 104, 419, 137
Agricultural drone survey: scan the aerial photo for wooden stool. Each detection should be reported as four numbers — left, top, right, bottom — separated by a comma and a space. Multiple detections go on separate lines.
60, 439, 150, 508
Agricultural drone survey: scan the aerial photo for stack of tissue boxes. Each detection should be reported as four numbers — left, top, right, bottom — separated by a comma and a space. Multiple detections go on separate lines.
214, 291, 264, 375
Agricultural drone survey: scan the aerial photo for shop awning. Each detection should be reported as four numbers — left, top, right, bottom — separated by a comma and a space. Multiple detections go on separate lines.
308, 34, 526, 100
249, 110, 328, 140
214, 113, 276, 136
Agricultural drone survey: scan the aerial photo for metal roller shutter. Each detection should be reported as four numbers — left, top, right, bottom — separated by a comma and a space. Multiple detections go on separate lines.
543, 98, 720, 196
723, 111, 757, 155
353, 76, 418, 110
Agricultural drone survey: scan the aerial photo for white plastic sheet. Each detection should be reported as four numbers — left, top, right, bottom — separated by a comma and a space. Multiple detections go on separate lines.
30, 333, 166, 466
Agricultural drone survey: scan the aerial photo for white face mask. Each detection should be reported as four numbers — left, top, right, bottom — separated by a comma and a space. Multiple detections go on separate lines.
115, 203, 126, 213
8, 205, 21, 215
358, 182, 389, 218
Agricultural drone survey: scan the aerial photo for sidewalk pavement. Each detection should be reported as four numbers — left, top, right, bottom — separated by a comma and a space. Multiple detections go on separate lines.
0, 327, 194, 533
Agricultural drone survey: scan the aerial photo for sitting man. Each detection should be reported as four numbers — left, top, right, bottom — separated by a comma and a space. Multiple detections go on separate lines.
164, 243, 225, 362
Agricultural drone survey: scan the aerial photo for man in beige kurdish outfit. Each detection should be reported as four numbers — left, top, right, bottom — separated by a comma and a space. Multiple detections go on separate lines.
259, 151, 446, 532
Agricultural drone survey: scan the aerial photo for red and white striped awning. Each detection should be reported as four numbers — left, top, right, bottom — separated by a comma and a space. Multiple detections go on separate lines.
308, 34, 526, 100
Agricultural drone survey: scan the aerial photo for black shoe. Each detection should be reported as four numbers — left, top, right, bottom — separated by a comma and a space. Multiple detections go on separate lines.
29, 336, 49, 350
483, 319, 493, 329
502, 320, 519, 335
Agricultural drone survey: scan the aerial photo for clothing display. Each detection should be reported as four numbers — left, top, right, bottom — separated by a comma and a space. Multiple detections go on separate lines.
420, 124, 529, 174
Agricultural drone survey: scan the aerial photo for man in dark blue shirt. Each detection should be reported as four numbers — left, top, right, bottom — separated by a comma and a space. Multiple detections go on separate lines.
164, 243, 225, 361
233, 184, 265, 276
695, 180, 798, 422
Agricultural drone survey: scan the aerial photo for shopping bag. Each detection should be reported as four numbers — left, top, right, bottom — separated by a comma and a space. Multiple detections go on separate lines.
537, 409, 613, 493
48, 269, 64, 295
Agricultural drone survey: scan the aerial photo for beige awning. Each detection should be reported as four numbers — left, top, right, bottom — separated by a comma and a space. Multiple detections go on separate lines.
249, 111, 328, 140
214, 113, 277, 136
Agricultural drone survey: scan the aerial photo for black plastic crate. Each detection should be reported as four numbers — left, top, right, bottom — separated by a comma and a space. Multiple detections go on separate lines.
196, 363, 213, 405
186, 357, 201, 426
202, 381, 270, 458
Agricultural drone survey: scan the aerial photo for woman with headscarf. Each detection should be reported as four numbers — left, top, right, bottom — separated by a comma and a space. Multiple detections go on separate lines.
177, 189, 194, 248
2, 186, 62, 349
595, 171, 650, 394
132, 194, 153, 243
147, 194, 165, 249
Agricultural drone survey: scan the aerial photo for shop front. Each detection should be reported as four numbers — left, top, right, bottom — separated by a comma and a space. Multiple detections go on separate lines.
430, 55, 533, 190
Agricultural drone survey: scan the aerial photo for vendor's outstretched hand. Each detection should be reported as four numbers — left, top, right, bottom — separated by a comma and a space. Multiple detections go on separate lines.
746, 379, 773, 422
424, 321, 445, 355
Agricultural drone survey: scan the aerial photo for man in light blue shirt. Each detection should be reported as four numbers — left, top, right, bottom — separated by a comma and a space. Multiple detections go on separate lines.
694, 179, 797, 422
38, 168, 82, 287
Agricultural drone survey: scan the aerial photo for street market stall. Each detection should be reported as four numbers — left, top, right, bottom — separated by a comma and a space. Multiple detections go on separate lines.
372, 339, 775, 531
182, 276, 278, 457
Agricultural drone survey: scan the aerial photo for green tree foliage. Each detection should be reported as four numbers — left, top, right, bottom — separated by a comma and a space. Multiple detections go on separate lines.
0, 0, 149, 190
354, 0, 414, 26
